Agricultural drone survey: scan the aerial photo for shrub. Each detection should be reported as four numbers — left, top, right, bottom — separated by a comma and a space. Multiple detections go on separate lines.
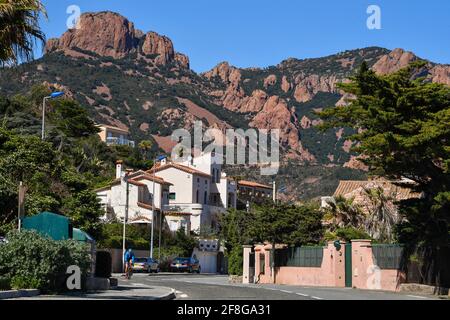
325, 227, 372, 242
0, 230, 90, 293
0, 277, 11, 291
10, 275, 42, 290
227, 246, 243, 276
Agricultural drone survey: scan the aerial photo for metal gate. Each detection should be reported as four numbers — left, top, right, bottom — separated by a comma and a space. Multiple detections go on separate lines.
345, 243, 352, 288
249, 252, 255, 283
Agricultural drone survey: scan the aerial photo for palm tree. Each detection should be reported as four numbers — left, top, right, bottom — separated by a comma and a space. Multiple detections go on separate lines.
0, 0, 47, 65
138, 140, 153, 160
363, 187, 401, 243
324, 195, 365, 231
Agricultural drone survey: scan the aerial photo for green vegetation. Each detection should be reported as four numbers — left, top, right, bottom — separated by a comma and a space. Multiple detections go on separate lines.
0, 230, 90, 292
319, 61, 450, 285
0, 0, 46, 65
220, 203, 324, 275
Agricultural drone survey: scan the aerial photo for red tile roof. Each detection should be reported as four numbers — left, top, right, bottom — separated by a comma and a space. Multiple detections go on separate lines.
238, 180, 272, 190
148, 162, 212, 178
165, 212, 192, 217
333, 180, 421, 199
137, 202, 161, 211
133, 174, 173, 186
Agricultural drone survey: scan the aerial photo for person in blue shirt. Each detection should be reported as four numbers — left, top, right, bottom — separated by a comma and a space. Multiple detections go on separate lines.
124, 248, 135, 275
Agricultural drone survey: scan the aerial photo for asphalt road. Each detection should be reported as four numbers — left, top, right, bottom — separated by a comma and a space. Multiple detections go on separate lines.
122, 273, 439, 300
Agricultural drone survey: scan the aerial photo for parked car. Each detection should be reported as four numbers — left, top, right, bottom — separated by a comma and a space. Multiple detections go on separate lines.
170, 257, 201, 273
133, 257, 160, 273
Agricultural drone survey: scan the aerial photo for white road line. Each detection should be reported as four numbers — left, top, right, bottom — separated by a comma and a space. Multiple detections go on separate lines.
179, 294, 189, 298
280, 290, 293, 294
407, 295, 429, 299
296, 293, 309, 297
175, 291, 183, 294
311, 296, 324, 300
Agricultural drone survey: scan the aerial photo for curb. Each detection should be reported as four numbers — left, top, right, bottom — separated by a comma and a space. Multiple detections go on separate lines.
158, 288, 176, 300
0, 289, 40, 300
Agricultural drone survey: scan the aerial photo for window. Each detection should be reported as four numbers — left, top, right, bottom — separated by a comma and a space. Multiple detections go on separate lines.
196, 190, 199, 203
212, 169, 216, 183
204, 191, 208, 205
169, 193, 176, 200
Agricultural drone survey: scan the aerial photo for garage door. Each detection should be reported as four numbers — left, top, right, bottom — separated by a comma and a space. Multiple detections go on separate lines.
197, 253, 217, 274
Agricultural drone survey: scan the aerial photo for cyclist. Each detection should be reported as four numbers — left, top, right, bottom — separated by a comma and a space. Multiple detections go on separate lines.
124, 248, 135, 278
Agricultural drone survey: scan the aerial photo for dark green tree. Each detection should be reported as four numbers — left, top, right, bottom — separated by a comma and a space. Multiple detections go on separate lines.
319, 61, 450, 285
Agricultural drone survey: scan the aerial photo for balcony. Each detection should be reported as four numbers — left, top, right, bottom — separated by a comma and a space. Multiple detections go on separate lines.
106, 136, 135, 148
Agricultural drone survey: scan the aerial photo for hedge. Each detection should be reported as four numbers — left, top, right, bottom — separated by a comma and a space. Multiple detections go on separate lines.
0, 230, 90, 293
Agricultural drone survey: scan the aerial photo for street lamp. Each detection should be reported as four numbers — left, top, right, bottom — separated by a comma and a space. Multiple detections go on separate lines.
42, 91, 65, 140
150, 155, 166, 259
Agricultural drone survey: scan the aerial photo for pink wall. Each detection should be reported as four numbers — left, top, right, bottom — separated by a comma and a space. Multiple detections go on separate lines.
251, 241, 405, 292
351, 240, 405, 291
254, 242, 346, 287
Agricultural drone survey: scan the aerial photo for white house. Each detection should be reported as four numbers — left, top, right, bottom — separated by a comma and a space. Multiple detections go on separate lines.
148, 152, 238, 234
95, 161, 175, 229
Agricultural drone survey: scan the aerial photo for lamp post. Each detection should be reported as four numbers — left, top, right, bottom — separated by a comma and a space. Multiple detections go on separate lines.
150, 155, 166, 260
42, 91, 65, 140
122, 173, 130, 273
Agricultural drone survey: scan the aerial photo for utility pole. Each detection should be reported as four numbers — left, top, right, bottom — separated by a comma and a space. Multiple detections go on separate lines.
272, 181, 277, 203
150, 158, 156, 259
122, 173, 130, 273
18, 182, 26, 231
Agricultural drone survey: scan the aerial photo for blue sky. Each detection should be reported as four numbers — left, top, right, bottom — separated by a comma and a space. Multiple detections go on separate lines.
38, 0, 450, 72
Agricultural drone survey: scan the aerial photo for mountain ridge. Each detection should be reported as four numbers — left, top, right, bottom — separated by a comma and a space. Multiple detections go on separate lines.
1, 11, 449, 200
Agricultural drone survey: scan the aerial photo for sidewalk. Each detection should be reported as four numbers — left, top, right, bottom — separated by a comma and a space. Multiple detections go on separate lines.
9, 283, 176, 300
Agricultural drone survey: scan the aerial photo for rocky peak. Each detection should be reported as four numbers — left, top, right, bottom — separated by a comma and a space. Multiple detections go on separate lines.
141, 31, 175, 65
203, 62, 241, 84
45, 11, 137, 59
44, 11, 190, 68
372, 48, 418, 75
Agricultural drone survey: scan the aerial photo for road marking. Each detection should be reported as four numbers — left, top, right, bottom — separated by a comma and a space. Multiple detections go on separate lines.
407, 295, 429, 299
179, 294, 189, 298
311, 296, 324, 300
296, 293, 309, 297
280, 290, 293, 294
175, 290, 183, 294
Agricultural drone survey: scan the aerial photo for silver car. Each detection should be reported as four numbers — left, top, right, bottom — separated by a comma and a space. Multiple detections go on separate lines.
133, 257, 160, 273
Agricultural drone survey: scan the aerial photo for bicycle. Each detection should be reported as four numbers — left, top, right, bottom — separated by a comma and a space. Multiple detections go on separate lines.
125, 261, 133, 280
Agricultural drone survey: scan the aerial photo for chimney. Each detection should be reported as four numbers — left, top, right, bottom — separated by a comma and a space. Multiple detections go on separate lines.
116, 160, 123, 179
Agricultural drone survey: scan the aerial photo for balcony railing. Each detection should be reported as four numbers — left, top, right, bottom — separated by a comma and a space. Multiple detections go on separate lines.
106, 137, 135, 148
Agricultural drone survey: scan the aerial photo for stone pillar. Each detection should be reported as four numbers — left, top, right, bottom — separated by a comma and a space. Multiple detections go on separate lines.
351, 240, 373, 289
331, 241, 346, 287
242, 245, 253, 284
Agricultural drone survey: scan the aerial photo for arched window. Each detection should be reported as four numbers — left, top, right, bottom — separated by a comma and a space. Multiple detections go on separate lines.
204, 191, 208, 205
196, 189, 199, 203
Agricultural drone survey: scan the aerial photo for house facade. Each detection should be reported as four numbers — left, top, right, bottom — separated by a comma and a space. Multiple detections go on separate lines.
96, 161, 174, 228
237, 180, 273, 204
97, 124, 135, 148
149, 152, 237, 234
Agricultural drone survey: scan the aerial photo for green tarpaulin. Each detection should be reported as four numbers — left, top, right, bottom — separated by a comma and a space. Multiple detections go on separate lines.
22, 211, 71, 241
22, 212, 94, 242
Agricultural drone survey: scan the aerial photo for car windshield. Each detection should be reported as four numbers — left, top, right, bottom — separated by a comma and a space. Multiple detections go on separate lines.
174, 258, 189, 263
134, 258, 147, 263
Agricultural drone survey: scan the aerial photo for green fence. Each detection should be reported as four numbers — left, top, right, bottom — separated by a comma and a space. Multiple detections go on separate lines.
274, 246, 324, 268
371, 244, 404, 269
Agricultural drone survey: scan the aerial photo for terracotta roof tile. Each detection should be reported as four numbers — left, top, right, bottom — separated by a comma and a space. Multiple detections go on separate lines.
238, 180, 272, 190
147, 162, 211, 178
